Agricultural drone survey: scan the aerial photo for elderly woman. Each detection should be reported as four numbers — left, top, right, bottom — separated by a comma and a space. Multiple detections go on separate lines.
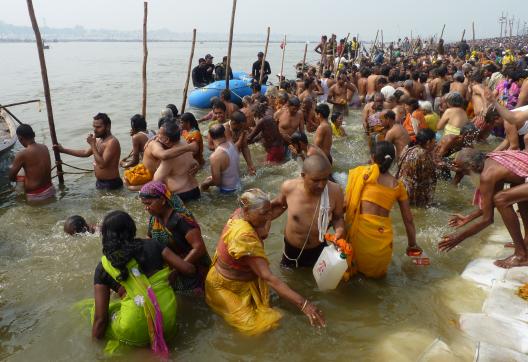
92, 210, 195, 355
139, 181, 211, 295
205, 188, 325, 335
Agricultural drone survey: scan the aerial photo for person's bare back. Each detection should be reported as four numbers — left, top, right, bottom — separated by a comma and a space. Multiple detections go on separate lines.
438, 107, 469, 130
17, 143, 52, 192
153, 140, 198, 194
314, 120, 332, 157
385, 124, 410, 158
450, 82, 468, 100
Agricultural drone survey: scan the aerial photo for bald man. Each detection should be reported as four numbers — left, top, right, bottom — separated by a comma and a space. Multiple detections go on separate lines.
271, 155, 345, 268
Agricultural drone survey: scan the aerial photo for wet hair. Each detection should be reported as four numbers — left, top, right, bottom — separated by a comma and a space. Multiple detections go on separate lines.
101, 210, 142, 282
291, 131, 308, 145
315, 103, 330, 119
288, 96, 301, 107
454, 73, 465, 82
230, 110, 246, 125
278, 92, 289, 104
471, 71, 484, 83
456, 148, 485, 173
64, 215, 89, 235
324, 70, 332, 78
331, 112, 342, 122
377, 77, 388, 86
419, 72, 428, 83
212, 101, 227, 112
372, 141, 395, 173
360, 67, 372, 77
437, 66, 447, 77
380, 65, 391, 77
383, 110, 396, 121
158, 116, 170, 129
252, 102, 268, 118
411, 71, 420, 81
16, 124, 35, 139
405, 98, 419, 112
393, 89, 405, 102
166, 104, 179, 118
181, 112, 199, 131
441, 81, 452, 96
94, 112, 111, 126
162, 120, 181, 142
220, 89, 231, 101
209, 124, 226, 140
416, 128, 436, 146
446, 92, 464, 108
130, 114, 147, 132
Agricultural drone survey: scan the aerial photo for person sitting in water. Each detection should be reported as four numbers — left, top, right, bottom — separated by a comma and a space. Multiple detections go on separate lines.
180, 112, 205, 167
9, 124, 56, 202
64, 215, 97, 235
121, 114, 156, 187
396, 129, 437, 207
440, 148, 528, 268
153, 120, 200, 202
344, 141, 421, 278
54, 113, 122, 190
200, 124, 241, 193
205, 188, 325, 335
139, 181, 211, 295
330, 111, 347, 137
247, 102, 287, 164
436, 92, 469, 137
271, 155, 345, 268
90, 210, 195, 356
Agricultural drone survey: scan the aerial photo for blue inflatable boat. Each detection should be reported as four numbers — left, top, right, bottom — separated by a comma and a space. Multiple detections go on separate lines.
188, 72, 267, 109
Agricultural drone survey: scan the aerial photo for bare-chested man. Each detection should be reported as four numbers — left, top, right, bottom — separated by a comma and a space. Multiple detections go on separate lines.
362, 92, 385, 132
436, 92, 469, 136
247, 102, 287, 163
380, 110, 410, 159
357, 67, 370, 104
55, 113, 122, 190
411, 71, 425, 100
276, 96, 305, 143
9, 124, 55, 202
289, 132, 326, 161
314, 103, 333, 161
223, 110, 256, 174
429, 66, 448, 111
271, 155, 345, 268
298, 78, 323, 103
301, 96, 318, 133
327, 73, 356, 116
220, 89, 239, 118
366, 67, 381, 102
469, 72, 495, 141
450, 71, 468, 101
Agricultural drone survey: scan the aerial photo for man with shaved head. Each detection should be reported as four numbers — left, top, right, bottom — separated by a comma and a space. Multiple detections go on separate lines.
271, 155, 345, 268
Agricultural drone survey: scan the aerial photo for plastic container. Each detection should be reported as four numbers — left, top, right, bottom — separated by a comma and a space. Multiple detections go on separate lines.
15, 169, 25, 194
407, 248, 430, 266
313, 244, 348, 291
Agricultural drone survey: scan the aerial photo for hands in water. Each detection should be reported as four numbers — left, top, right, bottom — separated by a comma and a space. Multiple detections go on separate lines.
301, 300, 326, 328
438, 214, 468, 252
448, 214, 469, 228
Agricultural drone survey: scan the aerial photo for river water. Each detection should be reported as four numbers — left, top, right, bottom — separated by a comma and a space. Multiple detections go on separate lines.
0, 41, 510, 361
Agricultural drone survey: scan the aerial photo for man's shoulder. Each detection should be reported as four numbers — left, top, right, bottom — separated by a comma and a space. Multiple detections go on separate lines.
281, 177, 301, 192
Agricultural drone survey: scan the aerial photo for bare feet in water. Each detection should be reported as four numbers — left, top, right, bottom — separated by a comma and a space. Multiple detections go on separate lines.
494, 254, 528, 268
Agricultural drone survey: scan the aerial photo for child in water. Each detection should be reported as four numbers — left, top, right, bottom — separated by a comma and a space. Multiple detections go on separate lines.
64, 215, 97, 235
330, 112, 347, 137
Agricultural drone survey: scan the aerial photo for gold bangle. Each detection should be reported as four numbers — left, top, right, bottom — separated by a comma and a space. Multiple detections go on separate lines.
300, 299, 308, 312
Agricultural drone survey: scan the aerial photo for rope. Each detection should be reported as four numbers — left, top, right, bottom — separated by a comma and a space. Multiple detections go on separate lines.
57, 161, 94, 173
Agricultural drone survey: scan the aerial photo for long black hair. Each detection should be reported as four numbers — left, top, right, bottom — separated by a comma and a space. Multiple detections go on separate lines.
181, 112, 200, 131
372, 141, 395, 173
101, 210, 143, 282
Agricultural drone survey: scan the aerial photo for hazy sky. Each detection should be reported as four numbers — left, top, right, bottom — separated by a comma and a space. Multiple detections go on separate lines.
3, 0, 527, 41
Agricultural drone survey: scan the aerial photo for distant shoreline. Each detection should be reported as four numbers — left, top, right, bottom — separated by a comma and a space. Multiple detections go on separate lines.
0, 38, 308, 44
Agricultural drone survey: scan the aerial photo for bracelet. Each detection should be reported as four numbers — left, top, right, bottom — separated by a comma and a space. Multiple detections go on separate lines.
300, 299, 308, 312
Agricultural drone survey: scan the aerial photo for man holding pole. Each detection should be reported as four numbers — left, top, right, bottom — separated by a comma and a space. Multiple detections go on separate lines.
252, 52, 271, 84
54, 113, 122, 190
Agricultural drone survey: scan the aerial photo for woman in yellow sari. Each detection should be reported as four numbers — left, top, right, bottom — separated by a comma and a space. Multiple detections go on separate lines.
205, 188, 325, 335
344, 141, 422, 278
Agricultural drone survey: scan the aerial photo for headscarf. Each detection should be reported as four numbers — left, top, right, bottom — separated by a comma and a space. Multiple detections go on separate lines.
139, 181, 198, 227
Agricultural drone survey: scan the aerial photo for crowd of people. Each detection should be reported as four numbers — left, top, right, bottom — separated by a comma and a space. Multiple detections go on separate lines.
7, 32, 528, 355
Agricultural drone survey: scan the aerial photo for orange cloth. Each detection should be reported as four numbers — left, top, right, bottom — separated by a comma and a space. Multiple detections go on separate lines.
403, 110, 427, 142
123, 163, 153, 186
182, 128, 205, 166
361, 179, 408, 210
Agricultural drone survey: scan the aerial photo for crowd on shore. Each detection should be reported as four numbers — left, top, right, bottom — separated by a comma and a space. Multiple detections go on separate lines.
6, 32, 528, 356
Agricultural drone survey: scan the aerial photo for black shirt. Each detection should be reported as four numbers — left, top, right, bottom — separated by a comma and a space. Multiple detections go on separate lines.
93, 239, 166, 292
252, 60, 271, 81
214, 64, 234, 81
192, 66, 208, 88
148, 211, 196, 257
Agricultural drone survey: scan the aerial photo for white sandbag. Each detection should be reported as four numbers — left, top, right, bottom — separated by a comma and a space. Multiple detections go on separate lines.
474, 341, 528, 362
417, 338, 459, 362
376, 330, 436, 361
483, 281, 528, 323
460, 313, 528, 353
461, 259, 507, 288
504, 267, 528, 287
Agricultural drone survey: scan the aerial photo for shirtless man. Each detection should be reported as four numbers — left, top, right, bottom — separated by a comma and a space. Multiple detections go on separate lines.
223, 110, 256, 174
247, 102, 286, 163
436, 92, 469, 135
411, 71, 425, 100
301, 96, 318, 133
450, 71, 468, 101
469, 72, 494, 141
9, 124, 55, 202
327, 73, 356, 116
298, 78, 323, 103
366, 67, 381, 102
200, 124, 241, 193
357, 67, 370, 104
276, 96, 305, 144
314, 103, 333, 161
55, 113, 122, 190
289, 132, 327, 161
434, 123, 477, 182
381, 110, 410, 159
392, 90, 407, 124
429, 66, 447, 111
240, 96, 255, 129
154, 120, 200, 202
271, 155, 345, 268
362, 92, 385, 132
220, 89, 239, 118
518, 77, 528, 107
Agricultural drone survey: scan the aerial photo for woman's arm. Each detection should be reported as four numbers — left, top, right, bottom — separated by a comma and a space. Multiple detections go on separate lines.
183, 228, 208, 265
162, 247, 196, 275
92, 284, 110, 339
398, 199, 418, 249
246, 257, 325, 327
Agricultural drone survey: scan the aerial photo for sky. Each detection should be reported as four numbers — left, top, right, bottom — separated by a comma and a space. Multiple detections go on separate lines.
3, 0, 528, 42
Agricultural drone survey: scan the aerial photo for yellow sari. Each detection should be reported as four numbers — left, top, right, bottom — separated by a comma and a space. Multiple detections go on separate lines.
344, 164, 406, 278
205, 216, 282, 335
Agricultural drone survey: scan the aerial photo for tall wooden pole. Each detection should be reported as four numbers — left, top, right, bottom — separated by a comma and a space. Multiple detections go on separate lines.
301, 41, 308, 80
259, 26, 270, 85
26, 0, 64, 184
460, 29, 466, 42
319, 41, 328, 74
279, 34, 286, 81
380, 30, 384, 50
440, 24, 446, 41
225, 0, 237, 90
181, 29, 196, 113
141, 1, 148, 117
370, 29, 379, 58
472, 21, 475, 45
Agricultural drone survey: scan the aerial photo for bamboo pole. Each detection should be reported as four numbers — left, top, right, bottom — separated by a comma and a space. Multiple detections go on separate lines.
141, 1, 148, 117
259, 26, 270, 85
225, 0, 237, 90
181, 29, 196, 113
380, 30, 384, 50
279, 34, 286, 81
0, 99, 40, 109
440, 24, 446, 41
26, 0, 64, 185
472, 21, 475, 45
319, 41, 328, 74
301, 41, 308, 80
331, 35, 335, 71
370, 29, 379, 57
460, 29, 466, 42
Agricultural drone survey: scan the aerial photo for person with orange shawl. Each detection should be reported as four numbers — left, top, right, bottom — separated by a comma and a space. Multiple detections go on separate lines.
403, 98, 427, 143
344, 141, 422, 278
205, 188, 325, 335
